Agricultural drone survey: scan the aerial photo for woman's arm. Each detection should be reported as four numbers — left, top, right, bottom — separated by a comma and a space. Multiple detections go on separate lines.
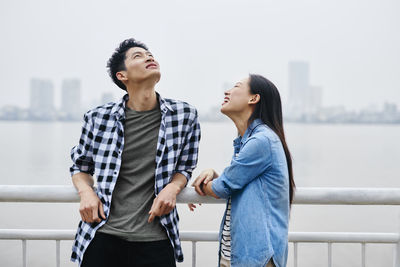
202, 180, 220, 199
192, 168, 219, 196
211, 136, 272, 199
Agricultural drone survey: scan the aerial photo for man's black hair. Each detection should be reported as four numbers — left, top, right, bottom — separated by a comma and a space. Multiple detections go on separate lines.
106, 38, 148, 91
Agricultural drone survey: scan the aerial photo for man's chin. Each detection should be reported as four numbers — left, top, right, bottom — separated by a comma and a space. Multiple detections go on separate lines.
149, 71, 161, 83
135, 72, 161, 84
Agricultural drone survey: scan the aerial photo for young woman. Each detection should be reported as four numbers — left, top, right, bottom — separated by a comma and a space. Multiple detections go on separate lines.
192, 74, 295, 267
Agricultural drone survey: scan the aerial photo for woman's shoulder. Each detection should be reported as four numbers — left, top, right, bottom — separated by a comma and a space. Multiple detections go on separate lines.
251, 124, 280, 143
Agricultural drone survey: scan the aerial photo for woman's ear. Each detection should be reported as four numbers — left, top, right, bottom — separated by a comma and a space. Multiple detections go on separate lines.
249, 94, 260, 104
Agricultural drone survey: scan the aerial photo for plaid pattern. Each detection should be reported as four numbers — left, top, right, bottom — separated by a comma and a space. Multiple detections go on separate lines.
69, 93, 201, 265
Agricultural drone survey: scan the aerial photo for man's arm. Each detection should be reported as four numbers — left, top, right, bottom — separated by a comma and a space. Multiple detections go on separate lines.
70, 112, 105, 223
173, 109, 201, 180
148, 107, 201, 222
148, 173, 187, 222
72, 172, 106, 223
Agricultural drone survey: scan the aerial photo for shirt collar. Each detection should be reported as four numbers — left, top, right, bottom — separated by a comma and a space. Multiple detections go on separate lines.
112, 92, 174, 120
241, 118, 264, 144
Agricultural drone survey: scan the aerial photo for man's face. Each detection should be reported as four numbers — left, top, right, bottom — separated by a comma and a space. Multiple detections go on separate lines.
118, 46, 161, 85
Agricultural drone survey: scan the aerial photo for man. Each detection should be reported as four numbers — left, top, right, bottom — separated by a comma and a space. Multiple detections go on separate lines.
69, 38, 200, 266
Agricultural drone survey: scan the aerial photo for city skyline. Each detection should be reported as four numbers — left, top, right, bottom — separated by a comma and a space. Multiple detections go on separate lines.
287, 61, 323, 118
1, 58, 400, 123
0, 61, 396, 116
1, 0, 399, 115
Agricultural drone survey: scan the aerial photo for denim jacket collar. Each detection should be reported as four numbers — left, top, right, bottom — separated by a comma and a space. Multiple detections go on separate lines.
240, 119, 264, 144
232, 119, 264, 153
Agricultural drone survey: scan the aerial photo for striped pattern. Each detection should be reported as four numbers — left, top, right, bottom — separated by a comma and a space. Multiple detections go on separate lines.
221, 198, 232, 260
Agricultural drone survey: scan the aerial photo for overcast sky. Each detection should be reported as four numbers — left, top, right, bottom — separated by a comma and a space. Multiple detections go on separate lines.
1, 0, 399, 113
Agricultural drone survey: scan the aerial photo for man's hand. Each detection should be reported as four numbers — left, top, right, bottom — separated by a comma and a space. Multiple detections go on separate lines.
148, 183, 180, 223
72, 172, 106, 223
79, 189, 106, 223
192, 169, 219, 196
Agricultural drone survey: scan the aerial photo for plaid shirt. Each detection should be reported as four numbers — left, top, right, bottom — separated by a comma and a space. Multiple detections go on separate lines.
69, 93, 200, 265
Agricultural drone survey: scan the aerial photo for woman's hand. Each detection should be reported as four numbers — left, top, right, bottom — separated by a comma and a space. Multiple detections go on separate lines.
192, 168, 219, 196
187, 203, 202, 211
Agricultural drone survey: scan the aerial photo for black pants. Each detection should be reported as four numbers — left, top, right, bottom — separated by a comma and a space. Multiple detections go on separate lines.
81, 232, 176, 267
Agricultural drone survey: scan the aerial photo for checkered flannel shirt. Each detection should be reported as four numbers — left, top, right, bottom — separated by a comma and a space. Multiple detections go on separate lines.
69, 93, 201, 265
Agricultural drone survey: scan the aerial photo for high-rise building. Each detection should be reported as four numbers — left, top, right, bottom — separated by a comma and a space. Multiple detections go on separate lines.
288, 61, 323, 118
309, 85, 323, 113
29, 78, 55, 120
61, 79, 81, 119
288, 61, 310, 118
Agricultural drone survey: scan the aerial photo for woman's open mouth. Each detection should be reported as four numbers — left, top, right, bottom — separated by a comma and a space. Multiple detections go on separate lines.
222, 97, 230, 106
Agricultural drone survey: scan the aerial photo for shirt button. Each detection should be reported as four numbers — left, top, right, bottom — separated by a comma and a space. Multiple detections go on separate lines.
114, 171, 117, 175
118, 150, 122, 154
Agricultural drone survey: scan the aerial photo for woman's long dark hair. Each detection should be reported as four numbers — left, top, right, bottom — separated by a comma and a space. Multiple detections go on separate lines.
248, 74, 295, 206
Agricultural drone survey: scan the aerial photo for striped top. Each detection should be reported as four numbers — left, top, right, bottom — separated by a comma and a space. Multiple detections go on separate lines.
221, 198, 232, 260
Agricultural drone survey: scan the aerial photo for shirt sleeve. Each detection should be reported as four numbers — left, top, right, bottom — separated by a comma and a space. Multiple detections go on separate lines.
174, 111, 201, 181
212, 135, 272, 199
69, 112, 95, 177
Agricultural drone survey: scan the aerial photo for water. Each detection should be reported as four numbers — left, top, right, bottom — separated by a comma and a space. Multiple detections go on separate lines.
0, 121, 400, 267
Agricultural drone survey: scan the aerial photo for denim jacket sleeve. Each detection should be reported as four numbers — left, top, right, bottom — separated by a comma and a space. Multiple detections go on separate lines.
212, 135, 272, 199
69, 112, 95, 177
174, 110, 201, 181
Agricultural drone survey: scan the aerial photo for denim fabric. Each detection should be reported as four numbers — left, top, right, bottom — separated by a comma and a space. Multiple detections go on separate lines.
212, 119, 290, 267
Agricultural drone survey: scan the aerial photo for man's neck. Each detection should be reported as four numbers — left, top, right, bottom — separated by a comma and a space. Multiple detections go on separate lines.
125, 82, 158, 111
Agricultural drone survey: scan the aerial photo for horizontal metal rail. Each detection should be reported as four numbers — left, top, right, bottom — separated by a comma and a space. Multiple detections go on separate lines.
1, 185, 400, 205
1, 230, 399, 267
2, 185, 400, 266
0, 229, 398, 243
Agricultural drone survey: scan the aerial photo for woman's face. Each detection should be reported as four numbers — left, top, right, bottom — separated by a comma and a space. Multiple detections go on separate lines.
221, 77, 254, 116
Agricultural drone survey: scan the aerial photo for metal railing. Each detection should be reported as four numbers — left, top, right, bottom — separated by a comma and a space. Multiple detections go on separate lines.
1, 185, 400, 267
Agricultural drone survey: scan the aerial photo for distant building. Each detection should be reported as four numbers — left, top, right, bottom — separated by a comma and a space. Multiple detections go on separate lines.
380, 102, 399, 123
383, 102, 397, 114
309, 85, 323, 113
287, 61, 323, 120
0, 106, 29, 120
29, 78, 55, 120
288, 61, 310, 118
61, 79, 81, 120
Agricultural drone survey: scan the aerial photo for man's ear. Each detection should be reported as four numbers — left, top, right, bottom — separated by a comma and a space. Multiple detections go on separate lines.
249, 94, 260, 104
116, 71, 128, 82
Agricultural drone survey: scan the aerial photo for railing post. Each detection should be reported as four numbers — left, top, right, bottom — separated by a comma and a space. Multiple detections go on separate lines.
56, 240, 60, 267
293, 242, 298, 267
328, 242, 332, 267
361, 243, 366, 267
192, 241, 197, 267
395, 213, 400, 267
22, 239, 27, 267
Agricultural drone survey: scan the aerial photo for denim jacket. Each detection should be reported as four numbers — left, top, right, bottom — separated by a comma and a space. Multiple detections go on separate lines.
212, 119, 290, 267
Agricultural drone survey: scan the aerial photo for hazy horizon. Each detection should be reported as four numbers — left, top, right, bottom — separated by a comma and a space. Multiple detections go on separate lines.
1, 0, 399, 114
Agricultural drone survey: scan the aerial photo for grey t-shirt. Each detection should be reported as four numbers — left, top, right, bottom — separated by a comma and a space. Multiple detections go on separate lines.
98, 104, 167, 241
